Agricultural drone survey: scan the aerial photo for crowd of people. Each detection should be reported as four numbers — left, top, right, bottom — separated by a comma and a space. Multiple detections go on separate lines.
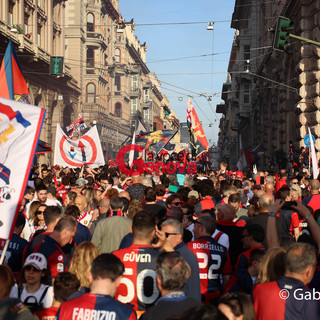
1, 161, 320, 319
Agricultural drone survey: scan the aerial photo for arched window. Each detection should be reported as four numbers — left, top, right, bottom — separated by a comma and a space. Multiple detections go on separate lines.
115, 103, 122, 117
115, 48, 121, 63
87, 48, 94, 68
86, 83, 96, 103
87, 13, 94, 32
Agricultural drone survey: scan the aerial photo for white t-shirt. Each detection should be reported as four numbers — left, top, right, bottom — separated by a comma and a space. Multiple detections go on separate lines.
10, 283, 53, 309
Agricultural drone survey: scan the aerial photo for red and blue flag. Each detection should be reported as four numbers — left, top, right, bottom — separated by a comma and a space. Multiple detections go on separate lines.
0, 39, 30, 103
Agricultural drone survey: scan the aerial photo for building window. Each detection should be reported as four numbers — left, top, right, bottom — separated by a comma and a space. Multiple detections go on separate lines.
132, 75, 138, 91
9, 3, 14, 25
244, 45, 250, 60
131, 98, 138, 114
37, 25, 41, 46
143, 89, 149, 102
115, 48, 121, 63
115, 103, 122, 117
86, 83, 96, 103
143, 108, 150, 121
243, 83, 250, 104
130, 120, 136, 132
87, 48, 94, 68
115, 75, 121, 91
87, 13, 94, 32
24, 15, 29, 34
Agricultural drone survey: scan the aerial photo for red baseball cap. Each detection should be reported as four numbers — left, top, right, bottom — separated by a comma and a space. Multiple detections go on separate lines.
235, 171, 243, 178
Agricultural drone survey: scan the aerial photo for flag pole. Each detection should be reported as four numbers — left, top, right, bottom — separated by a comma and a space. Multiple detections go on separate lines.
0, 239, 10, 265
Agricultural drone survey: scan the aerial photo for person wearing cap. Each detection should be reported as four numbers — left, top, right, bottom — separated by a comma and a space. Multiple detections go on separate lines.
72, 178, 88, 195
10, 253, 54, 310
235, 171, 244, 181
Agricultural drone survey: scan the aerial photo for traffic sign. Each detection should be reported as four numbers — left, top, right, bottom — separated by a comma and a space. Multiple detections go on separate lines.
304, 134, 315, 147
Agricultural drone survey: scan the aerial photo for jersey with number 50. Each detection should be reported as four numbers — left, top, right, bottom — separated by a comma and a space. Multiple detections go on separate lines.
113, 244, 160, 313
188, 236, 232, 296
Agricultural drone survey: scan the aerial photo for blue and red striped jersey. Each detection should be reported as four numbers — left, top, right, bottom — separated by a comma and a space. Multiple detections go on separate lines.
56, 293, 136, 320
187, 236, 232, 302
113, 244, 160, 313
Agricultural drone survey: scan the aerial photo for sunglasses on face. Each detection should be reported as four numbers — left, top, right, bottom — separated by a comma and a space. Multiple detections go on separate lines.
172, 202, 182, 206
36, 210, 45, 215
25, 265, 41, 272
165, 232, 179, 238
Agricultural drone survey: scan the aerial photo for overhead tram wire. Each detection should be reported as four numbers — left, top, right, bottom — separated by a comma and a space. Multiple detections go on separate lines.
189, 96, 212, 123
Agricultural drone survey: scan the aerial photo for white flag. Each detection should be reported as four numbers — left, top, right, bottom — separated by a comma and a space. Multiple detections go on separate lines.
308, 127, 319, 179
237, 134, 247, 171
54, 124, 105, 168
0, 97, 45, 240
128, 131, 136, 168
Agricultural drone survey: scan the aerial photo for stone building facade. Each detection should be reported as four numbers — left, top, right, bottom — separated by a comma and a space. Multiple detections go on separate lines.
0, 0, 81, 162
218, 0, 320, 169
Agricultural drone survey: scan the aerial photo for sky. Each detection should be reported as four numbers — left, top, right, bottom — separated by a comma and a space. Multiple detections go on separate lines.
119, 0, 236, 145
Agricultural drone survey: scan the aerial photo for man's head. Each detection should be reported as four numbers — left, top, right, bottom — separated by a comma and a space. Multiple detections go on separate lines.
36, 185, 48, 204
197, 179, 214, 198
277, 187, 291, 202
228, 193, 241, 212
14, 213, 26, 235
53, 216, 77, 247
285, 242, 317, 285
98, 198, 110, 214
161, 219, 183, 248
75, 178, 88, 190
75, 195, 88, 213
156, 252, 189, 294
166, 193, 183, 209
194, 215, 216, 239
140, 177, 153, 187
109, 196, 124, 211
309, 179, 320, 192
132, 211, 156, 243
90, 253, 124, 297
100, 174, 110, 189
222, 186, 237, 200
258, 193, 274, 212
44, 206, 63, 227
166, 207, 184, 222
242, 224, 265, 249
144, 187, 157, 203
264, 182, 274, 194
53, 272, 80, 304
24, 186, 35, 201
216, 204, 236, 221
118, 191, 130, 201
248, 249, 266, 277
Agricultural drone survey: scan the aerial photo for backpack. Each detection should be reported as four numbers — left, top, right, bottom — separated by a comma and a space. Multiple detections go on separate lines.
18, 285, 49, 313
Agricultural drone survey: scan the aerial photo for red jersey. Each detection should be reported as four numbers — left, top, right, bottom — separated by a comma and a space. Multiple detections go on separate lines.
187, 236, 232, 304
194, 196, 215, 216
113, 244, 160, 313
56, 293, 136, 320
35, 306, 59, 320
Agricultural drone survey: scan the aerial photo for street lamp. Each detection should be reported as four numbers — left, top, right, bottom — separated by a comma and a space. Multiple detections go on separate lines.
206, 21, 214, 31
